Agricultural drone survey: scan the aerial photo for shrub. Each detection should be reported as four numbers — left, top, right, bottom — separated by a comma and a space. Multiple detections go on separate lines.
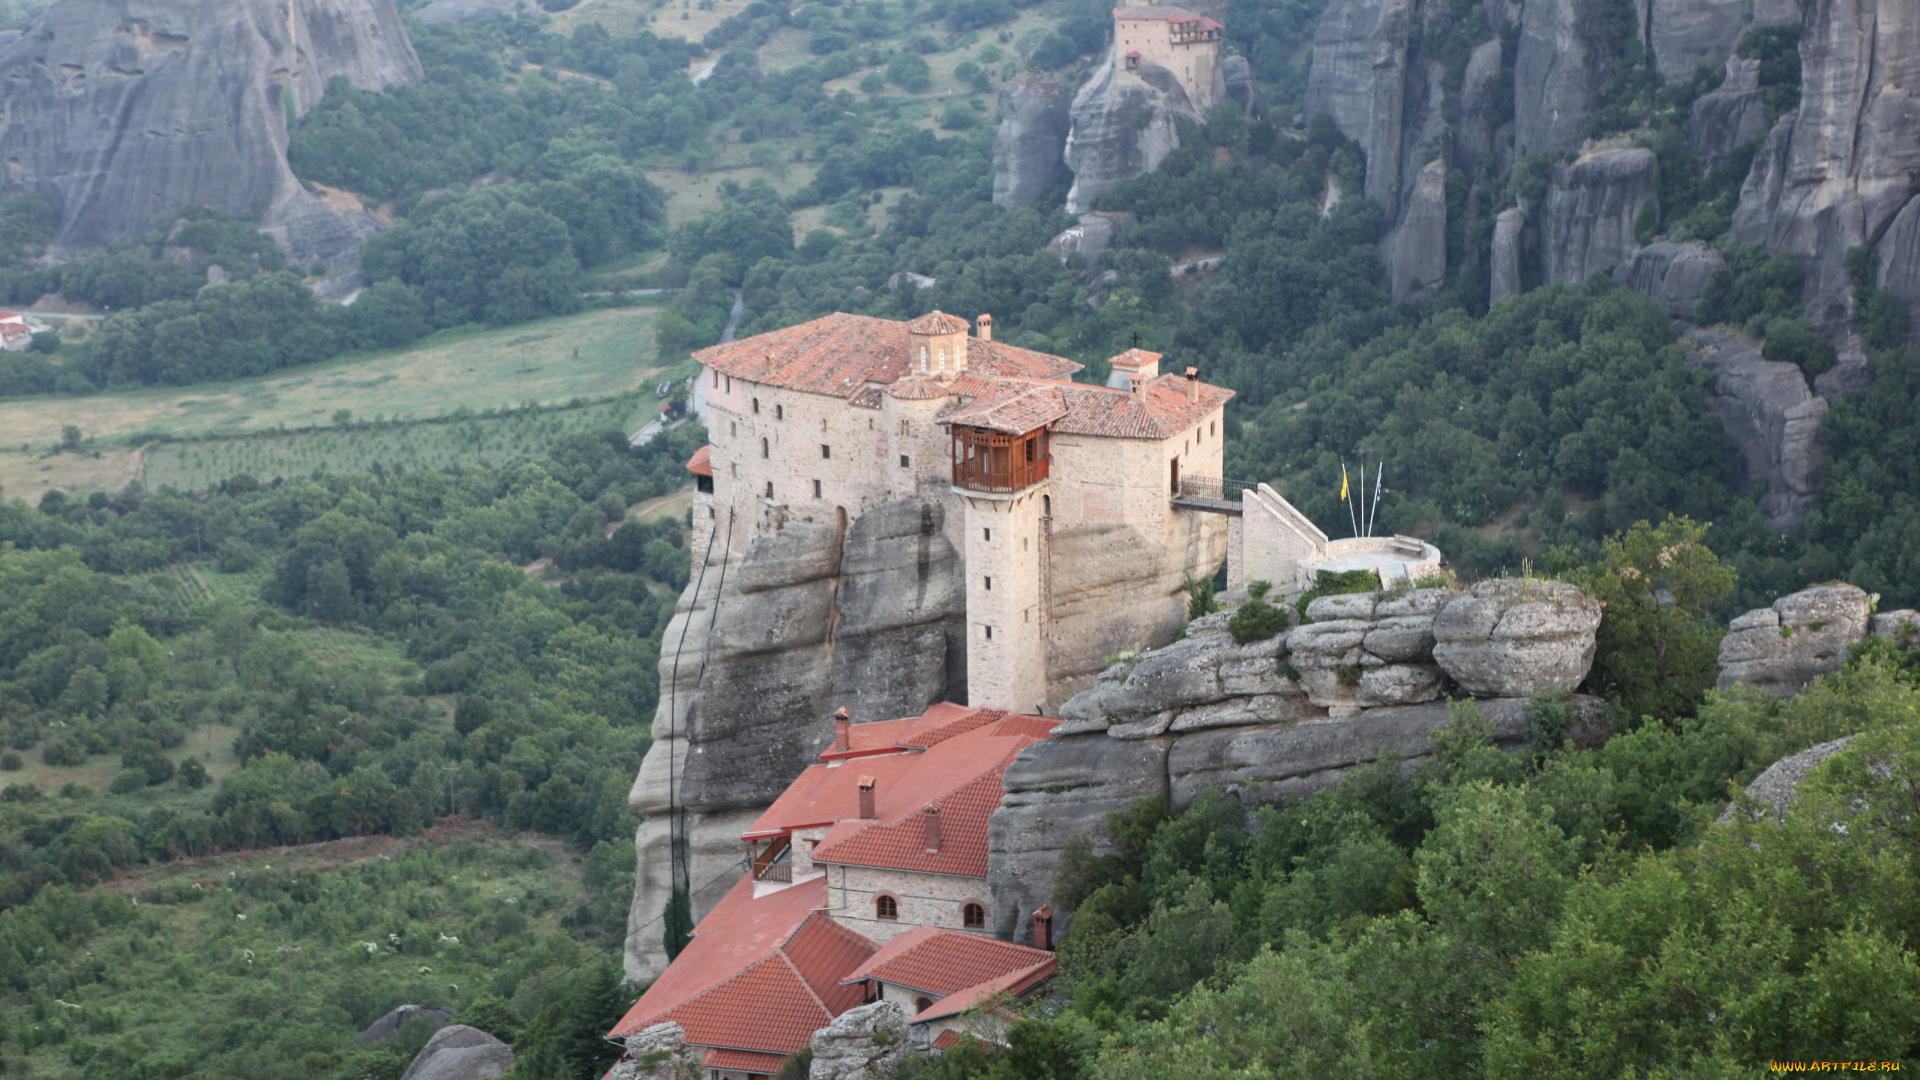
887, 53, 931, 93
1229, 589, 1292, 644
121, 739, 175, 785
109, 769, 147, 795
0, 751, 19, 770
177, 757, 209, 790
42, 737, 86, 767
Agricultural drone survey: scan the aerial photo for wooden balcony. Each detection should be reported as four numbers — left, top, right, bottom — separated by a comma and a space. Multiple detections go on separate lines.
754, 862, 793, 883
952, 426, 1049, 494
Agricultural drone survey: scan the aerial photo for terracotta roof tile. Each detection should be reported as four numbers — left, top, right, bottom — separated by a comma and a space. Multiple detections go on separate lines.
1107, 347, 1162, 371
686, 445, 712, 477
841, 927, 1054, 1000
812, 769, 1008, 878
702, 1048, 790, 1073
695, 314, 1078, 403
886, 376, 950, 401
939, 383, 1069, 435
849, 386, 885, 409
941, 375, 1231, 441
610, 876, 877, 1057
898, 707, 1010, 749
932, 1030, 970, 1051
916, 958, 1056, 1022
906, 311, 972, 335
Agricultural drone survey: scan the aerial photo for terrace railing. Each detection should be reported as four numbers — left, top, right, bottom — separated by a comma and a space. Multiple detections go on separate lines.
1177, 477, 1257, 502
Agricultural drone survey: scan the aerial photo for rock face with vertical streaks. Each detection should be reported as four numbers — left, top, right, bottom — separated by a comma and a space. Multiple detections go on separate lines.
1301, 0, 1414, 207
1687, 57, 1771, 175
1512, 0, 1616, 156
992, 76, 1072, 208
0, 0, 422, 263
1687, 329, 1827, 529
1062, 43, 1198, 214
1612, 240, 1726, 319
1542, 148, 1657, 284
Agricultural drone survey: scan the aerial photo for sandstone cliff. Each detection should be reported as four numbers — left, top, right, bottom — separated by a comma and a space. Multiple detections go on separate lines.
624, 498, 967, 981
1541, 147, 1656, 284
1512, 0, 1615, 156
1687, 328, 1826, 529
1731, 0, 1920, 334
0, 0, 422, 263
1301, 0, 1413, 208
992, 76, 1072, 208
1062, 44, 1201, 215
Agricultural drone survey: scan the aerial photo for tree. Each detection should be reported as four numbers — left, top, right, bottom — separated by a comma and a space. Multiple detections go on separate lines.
511, 960, 630, 1080
1561, 515, 1735, 721
61, 424, 82, 450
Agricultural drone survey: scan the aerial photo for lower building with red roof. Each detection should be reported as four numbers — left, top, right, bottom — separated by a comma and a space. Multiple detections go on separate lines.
606, 702, 1061, 1079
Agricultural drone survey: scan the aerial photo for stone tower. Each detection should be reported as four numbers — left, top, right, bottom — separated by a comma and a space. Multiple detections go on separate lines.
960, 482, 1051, 715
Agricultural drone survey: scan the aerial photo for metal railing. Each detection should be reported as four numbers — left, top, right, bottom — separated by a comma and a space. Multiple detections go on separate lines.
1177, 477, 1257, 502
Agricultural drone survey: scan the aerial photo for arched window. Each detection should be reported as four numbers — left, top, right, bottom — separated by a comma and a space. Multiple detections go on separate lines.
876, 895, 898, 920
916, 997, 933, 1013
963, 902, 986, 929
761, 437, 769, 459
764, 481, 774, 498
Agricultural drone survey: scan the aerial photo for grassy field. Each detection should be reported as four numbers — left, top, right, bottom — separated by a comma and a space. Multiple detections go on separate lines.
0, 306, 672, 497
141, 397, 656, 492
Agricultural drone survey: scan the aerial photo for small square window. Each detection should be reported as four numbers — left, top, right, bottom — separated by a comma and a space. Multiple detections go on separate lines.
813, 479, 822, 498
983, 528, 992, 542
899, 454, 910, 468
984, 576, 992, 590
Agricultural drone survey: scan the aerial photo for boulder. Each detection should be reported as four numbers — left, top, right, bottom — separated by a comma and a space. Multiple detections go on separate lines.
399, 1025, 514, 1080
1168, 696, 1606, 807
1718, 734, 1858, 824
989, 734, 1171, 944
1063, 44, 1195, 214
1687, 329, 1825, 529
1717, 584, 1872, 695
992, 76, 1072, 208
1687, 58, 1772, 176
607, 1023, 703, 1080
1542, 149, 1657, 285
1613, 240, 1726, 320
1380, 158, 1449, 302
1300, 0, 1413, 207
1430, 579, 1601, 698
1222, 55, 1265, 118
0, 0, 421, 263
359, 1005, 453, 1044
1513, 0, 1616, 156
1731, 0, 1920, 336
1813, 346, 1874, 399
809, 1001, 908, 1080
1287, 589, 1456, 716
1054, 607, 1309, 733
1871, 610, 1920, 644
1045, 212, 1123, 270
1490, 207, 1526, 305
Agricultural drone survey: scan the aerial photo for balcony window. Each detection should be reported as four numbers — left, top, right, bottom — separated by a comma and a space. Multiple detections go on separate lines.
951, 425, 1049, 493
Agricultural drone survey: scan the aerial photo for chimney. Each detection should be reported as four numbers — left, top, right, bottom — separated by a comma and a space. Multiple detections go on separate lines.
923, 804, 941, 853
1184, 366, 1199, 402
857, 777, 876, 820
831, 707, 850, 753
766, 352, 776, 376
1033, 905, 1054, 951
976, 313, 992, 342
1128, 374, 1145, 403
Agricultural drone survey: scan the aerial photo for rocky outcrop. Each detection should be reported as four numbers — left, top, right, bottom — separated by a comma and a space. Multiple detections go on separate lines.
1731, 0, 1920, 336
1648, 0, 1802, 84
1513, 0, 1617, 156
607, 1023, 702, 1080
1288, 589, 1453, 716
0, 0, 422, 263
1687, 329, 1825, 529
398, 1025, 514, 1080
990, 583, 1605, 943
1301, 0, 1413, 208
1490, 207, 1526, 305
1062, 44, 1197, 214
1045, 212, 1122, 269
1456, 39, 1506, 180
1430, 579, 1602, 698
1719, 734, 1858, 824
1613, 240, 1726, 319
1687, 57, 1771, 175
1542, 149, 1657, 284
1813, 346, 1873, 399
809, 1001, 908, 1080
1380, 158, 1449, 302
359, 1005, 453, 1044
992, 76, 1072, 208
1716, 584, 1872, 695
1873, 610, 1920, 643
1222, 55, 1265, 118
625, 498, 966, 982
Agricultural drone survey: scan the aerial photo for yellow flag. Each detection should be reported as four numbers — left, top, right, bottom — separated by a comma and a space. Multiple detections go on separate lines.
1340, 466, 1349, 500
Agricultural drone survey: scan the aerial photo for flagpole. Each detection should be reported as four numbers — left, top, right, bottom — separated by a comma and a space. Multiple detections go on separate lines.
1368, 461, 1384, 537
1342, 460, 1358, 538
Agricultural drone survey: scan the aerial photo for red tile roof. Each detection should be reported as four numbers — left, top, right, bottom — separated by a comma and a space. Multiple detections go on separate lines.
841, 925, 1054, 1002
849, 385, 886, 409
702, 1048, 790, 1074
813, 770, 1008, 878
610, 875, 876, 1057
943, 374, 1232, 441
1107, 347, 1161, 371
745, 707, 1042, 843
694, 314, 1079, 403
886, 376, 950, 401
686, 445, 712, 477
932, 1029, 970, 1051
916, 958, 1056, 1022
906, 311, 971, 335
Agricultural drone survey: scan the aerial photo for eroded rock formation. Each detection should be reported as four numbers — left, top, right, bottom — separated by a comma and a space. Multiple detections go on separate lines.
1302, 0, 1413, 208
1688, 329, 1826, 529
989, 584, 1603, 944
1379, 158, 1449, 302
992, 76, 1072, 208
1062, 44, 1198, 214
398, 1025, 514, 1080
606, 1023, 702, 1080
1612, 240, 1726, 319
809, 1002, 909, 1080
1648, 0, 1802, 83
1542, 148, 1657, 284
0, 0, 422, 263
624, 498, 966, 982
1686, 57, 1771, 175
1718, 734, 1857, 824
1716, 583, 1872, 695
1513, 0, 1615, 156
